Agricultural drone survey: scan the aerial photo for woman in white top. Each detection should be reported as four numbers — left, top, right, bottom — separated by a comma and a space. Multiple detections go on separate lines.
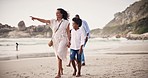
30, 8, 70, 78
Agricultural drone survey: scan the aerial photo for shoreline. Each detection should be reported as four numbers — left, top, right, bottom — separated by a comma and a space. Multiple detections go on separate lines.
1, 51, 148, 61
0, 53, 55, 61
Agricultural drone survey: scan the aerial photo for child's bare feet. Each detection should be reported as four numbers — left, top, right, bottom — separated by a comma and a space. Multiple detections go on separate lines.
81, 63, 85, 66
66, 64, 70, 67
76, 72, 81, 77
76, 74, 81, 77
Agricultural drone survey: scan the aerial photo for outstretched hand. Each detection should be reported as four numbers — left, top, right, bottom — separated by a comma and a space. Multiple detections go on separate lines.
30, 16, 36, 21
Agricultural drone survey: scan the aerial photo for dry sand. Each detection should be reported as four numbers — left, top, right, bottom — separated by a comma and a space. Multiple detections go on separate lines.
0, 43, 148, 78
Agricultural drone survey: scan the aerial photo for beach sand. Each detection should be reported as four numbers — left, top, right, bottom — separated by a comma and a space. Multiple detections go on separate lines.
0, 43, 148, 78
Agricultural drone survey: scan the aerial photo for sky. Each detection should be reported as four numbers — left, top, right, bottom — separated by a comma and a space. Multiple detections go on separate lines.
0, 0, 139, 30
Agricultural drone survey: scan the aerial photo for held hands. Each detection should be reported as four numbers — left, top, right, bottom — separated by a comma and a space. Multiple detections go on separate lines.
67, 42, 71, 48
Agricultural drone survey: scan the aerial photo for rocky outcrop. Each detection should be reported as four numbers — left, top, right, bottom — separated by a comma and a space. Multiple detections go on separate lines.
126, 32, 148, 40
0, 24, 15, 37
0, 21, 52, 38
18, 21, 26, 31
25, 25, 52, 38
8, 30, 31, 38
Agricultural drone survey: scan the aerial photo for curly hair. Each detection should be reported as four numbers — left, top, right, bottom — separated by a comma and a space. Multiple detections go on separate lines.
57, 8, 69, 20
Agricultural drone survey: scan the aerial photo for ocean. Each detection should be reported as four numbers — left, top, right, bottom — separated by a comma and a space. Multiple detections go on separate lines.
0, 38, 147, 60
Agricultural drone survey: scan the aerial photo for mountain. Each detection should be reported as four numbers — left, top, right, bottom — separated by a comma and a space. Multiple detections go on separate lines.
90, 28, 102, 38
105, 0, 148, 28
91, 0, 148, 38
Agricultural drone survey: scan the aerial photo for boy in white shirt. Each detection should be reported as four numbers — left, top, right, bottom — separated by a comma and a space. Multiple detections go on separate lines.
69, 18, 85, 77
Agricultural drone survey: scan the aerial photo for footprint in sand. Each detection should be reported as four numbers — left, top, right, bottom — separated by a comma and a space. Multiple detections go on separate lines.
5, 72, 9, 74
5, 71, 16, 75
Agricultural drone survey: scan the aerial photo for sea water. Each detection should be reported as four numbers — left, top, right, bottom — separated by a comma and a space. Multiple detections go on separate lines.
0, 38, 147, 60
0, 38, 53, 58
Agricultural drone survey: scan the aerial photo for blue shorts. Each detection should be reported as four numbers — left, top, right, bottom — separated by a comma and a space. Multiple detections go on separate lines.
70, 49, 81, 62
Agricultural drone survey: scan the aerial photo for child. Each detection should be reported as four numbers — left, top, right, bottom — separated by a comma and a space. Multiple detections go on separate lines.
16, 42, 19, 51
70, 17, 85, 77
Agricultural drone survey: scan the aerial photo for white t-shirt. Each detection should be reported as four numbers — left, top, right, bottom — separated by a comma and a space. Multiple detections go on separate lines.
70, 28, 85, 50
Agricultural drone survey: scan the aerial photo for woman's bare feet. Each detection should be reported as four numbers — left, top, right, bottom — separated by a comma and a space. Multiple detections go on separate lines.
55, 75, 61, 78
61, 68, 63, 75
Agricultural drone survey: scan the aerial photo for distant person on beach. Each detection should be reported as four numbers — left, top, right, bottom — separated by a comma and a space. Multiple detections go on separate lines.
67, 14, 90, 66
16, 43, 19, 51
70, 17, 85, 77
30, 8, 70, 78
